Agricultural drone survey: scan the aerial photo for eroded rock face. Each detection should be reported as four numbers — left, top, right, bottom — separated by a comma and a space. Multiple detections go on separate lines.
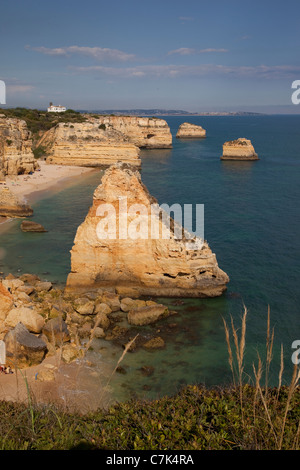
176, 122, 206, 139
39, 122, 141, 168
66, 164, 229, 297
221, 138, 259, 160
0, 282, 14, 322
0, 117, 38, 175
94, 116, 173, 149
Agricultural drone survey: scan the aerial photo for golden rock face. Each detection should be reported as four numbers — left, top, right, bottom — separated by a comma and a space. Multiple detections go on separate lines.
176, 122, 206, 139
221, 138, 259, 160
66, 164, 229, 298
0, 117, 38, 175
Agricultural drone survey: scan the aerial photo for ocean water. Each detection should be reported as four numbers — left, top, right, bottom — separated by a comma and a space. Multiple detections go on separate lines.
0, 115, 299, 403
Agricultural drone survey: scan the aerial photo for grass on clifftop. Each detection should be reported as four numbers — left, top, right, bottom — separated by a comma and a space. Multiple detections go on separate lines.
0, 383, 299, 450
0, 107, 87, 139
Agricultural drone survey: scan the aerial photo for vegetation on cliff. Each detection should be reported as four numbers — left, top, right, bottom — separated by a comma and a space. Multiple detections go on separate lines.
0, 107, 86, 139
0, 383, 298, 450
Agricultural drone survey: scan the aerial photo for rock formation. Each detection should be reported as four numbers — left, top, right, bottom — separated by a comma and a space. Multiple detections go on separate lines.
221, 138, 259, 160
94, 115, 173, 149
0, 117, 38, 175
20, 220, 47, 232
0, 186, 33, 217
38, 122, 141, 168
66, 164, 229, 297
176, 122, 206, 139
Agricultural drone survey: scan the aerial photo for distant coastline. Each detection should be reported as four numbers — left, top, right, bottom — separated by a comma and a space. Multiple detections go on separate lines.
84, 109, 265, 117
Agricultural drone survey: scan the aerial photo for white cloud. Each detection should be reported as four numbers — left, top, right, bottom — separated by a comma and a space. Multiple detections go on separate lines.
26, 45, 136, 62
7, 85, 34, 93
69, 63, 300, 80
168, 48, 229, 55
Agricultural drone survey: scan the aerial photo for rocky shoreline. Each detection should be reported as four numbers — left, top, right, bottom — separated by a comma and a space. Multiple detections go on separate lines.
0, 271, 180, 410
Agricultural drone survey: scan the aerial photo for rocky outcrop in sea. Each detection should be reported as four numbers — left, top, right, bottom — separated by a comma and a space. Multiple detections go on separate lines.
66, 164, 229, 297
176, 122, 206, 139
221, 138, 259, 160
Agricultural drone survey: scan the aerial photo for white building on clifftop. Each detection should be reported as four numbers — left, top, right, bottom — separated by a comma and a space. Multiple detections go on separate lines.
47, 102, 66, 113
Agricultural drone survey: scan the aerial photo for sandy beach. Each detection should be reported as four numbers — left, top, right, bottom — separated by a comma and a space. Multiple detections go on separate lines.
5, 161, 96, 203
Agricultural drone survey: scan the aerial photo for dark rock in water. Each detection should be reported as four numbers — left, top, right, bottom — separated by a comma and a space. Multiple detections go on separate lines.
143, 336, 165, 349
140, 365, 155, 377
127, 305, 170, 326
143, 384, 152, 391
20, 220, 47, 232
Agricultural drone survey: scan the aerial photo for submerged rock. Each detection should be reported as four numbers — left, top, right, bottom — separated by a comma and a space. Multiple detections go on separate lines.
127, 305, 170, 326
66, 164, 229, 297
20, 220, 47, 232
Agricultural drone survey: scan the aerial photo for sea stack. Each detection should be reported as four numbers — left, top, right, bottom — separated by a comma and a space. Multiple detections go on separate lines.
176, 122, 206, 139
66, 164, 229, 298
221, 138, 258, 161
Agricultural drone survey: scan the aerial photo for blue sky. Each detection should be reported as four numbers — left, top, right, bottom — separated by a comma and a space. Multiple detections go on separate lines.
1, 0, 300, 112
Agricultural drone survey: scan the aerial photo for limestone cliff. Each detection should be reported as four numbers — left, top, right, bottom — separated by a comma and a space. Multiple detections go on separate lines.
0, 186, 33, 218
93, 115, 173, 149
66, 164, 229, 297
38, 122, 141, 168
0, 117, 38, 176
221, 138, 259, 160
176, 122, 206, 139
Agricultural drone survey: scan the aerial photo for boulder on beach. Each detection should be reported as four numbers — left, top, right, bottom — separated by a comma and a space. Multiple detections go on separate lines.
5, 306, 45, 333
4, 322, 47, 368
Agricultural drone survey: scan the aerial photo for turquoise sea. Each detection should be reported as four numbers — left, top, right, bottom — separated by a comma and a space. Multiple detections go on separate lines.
0, 115, 299, 403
